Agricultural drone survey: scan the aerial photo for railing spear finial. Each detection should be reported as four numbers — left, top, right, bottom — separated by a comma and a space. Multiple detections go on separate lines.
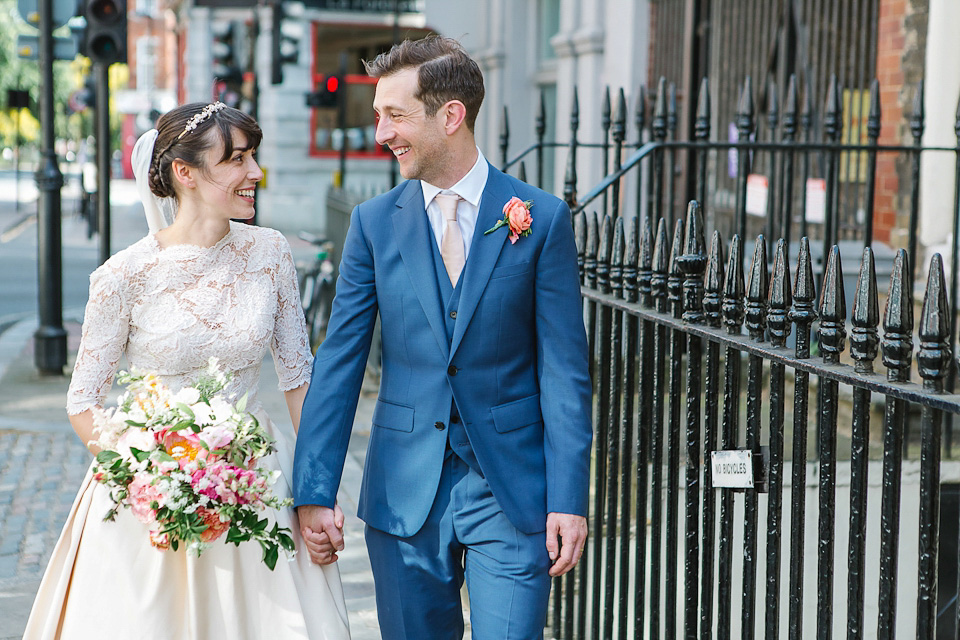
918, 253, 951, 391
789, 237, 818, 359
722, 234, 745, 335
652, 218, 670, 313
679, 201, 706, 324
882, 249, 914, 381
783, 74, 798, 138
851, 247, 880, 374
704, 230, 725, 329
574, 211, 587, 282
499, 105, 510, 170
695, 77, 711, 141
818, 244, 847, 364
767, 238, 793, 348
623, 216, 639, 303
746, 234, 769, 341
653, 77, 668, 142
611, 216, 624, 299
638, 214, 655, 308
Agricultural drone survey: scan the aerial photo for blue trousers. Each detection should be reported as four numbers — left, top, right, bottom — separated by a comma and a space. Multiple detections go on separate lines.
364, 451, 552, 640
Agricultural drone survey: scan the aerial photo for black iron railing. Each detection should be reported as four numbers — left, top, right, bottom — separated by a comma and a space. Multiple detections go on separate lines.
545, 203, 960, 638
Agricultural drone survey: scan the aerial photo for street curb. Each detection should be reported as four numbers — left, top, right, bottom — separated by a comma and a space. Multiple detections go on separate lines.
0, 318, 36, 386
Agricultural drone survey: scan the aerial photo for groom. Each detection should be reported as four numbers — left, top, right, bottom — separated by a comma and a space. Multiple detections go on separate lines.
294, 35, 592, 639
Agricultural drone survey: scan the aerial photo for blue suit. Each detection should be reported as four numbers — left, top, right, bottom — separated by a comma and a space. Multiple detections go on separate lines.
294, 164, 592, 638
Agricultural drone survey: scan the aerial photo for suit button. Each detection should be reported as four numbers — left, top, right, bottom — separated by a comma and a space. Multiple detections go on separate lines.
451, 415, 460, 424
450, 311, 457, 319
448, 365, 458, 376
435, 421, 446, 431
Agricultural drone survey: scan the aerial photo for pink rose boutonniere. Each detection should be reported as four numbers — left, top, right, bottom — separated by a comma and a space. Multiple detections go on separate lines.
484, 196, 533, 244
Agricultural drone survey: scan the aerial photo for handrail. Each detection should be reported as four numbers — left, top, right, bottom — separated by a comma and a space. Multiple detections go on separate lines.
572, 142, 660, 215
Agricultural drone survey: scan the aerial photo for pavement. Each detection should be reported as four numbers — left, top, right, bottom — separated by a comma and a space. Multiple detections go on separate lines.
0, 177, 388, 639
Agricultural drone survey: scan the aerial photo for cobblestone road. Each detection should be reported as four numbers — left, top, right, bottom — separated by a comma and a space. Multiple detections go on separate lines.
0, 432, 90, 587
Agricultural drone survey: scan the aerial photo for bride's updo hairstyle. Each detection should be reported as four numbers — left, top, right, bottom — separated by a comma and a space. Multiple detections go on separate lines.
148, 102, 262, 200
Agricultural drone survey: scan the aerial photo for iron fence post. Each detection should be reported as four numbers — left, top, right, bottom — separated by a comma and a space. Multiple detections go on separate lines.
916, 254, 950, 638
877, 249, 912, 640
846, 247, 879, 640
817, 245, 846, 640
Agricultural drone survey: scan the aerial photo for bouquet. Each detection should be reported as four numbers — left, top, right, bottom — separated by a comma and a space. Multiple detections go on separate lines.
90, 358, 296, 570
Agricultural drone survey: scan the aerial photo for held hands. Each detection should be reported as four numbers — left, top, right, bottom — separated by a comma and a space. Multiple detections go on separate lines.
298, 504, 345, 565
546, 512, 588, 577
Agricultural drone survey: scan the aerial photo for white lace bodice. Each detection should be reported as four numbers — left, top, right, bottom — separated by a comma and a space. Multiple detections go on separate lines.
66, 222, 313, 415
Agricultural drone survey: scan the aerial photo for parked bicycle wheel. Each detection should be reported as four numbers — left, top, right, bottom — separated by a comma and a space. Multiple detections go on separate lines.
309, 279, 335, 350
300, 271, 319, 329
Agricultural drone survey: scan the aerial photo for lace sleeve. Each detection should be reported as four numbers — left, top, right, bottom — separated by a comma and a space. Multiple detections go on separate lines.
271, 234, 313, 391
66, 261, 130, 414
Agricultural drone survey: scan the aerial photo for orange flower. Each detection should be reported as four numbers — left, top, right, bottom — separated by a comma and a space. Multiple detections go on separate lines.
503, 197, 533, 243
149, 530, 171, 550
197, 507, 229, 542
483, 197, 534, 244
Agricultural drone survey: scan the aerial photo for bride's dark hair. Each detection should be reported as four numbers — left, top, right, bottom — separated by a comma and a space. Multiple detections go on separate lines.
148, 103, 262, 199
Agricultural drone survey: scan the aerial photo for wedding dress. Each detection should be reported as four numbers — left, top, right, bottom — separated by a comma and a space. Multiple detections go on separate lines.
23, 221, 350, 640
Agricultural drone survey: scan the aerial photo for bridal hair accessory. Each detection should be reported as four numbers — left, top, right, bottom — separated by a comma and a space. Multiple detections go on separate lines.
132, 128, 177, 233
178, 101, 227, 140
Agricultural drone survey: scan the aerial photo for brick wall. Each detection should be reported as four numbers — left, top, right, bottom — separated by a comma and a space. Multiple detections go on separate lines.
873, 0, 927, 246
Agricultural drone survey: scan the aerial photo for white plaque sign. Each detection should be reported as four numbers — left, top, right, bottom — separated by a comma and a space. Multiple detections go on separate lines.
711, 450, 754, 489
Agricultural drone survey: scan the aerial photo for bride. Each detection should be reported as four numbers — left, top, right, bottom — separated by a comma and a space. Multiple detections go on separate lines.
23, 102, 351, 639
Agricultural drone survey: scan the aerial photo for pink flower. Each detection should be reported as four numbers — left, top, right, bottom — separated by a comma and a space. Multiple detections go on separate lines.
503, 197, 533, 244
484, 197, 534, 244
127, 473, 162, 524
149, 530, 171, 550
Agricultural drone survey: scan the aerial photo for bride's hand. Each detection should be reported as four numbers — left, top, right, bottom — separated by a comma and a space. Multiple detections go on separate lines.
297, 503, 345, 565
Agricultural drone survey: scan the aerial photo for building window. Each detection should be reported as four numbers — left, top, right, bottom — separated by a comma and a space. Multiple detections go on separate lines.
538, 0, 560, 61
137, 36, 158, 91
308, 22, 433, 158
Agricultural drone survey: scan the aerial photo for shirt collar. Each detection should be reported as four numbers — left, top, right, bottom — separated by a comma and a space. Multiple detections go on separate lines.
421, 148, 488, 209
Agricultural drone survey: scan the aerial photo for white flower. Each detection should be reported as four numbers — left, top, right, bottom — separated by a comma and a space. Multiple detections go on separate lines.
207, 398, 234, 423
190, 402, 215, 426
116, 428, 157, 461
170, 387, 201, 406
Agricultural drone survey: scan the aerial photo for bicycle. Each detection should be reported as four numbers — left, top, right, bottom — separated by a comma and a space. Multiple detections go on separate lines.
297, 232, 336, 352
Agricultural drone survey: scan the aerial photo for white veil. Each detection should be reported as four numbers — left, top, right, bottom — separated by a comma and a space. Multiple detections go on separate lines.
132, 129, 177, 233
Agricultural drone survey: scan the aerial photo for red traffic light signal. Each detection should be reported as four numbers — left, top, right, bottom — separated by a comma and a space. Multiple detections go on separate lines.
83, 0, 126, 65
306, 75, 342, 109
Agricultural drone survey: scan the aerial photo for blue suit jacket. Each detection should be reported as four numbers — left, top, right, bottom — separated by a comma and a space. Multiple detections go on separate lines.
293, 165, 593, 537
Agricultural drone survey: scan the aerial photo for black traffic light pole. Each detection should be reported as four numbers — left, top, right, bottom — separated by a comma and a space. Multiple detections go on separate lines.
95, 61, 110, 264
34, 0, 67, 375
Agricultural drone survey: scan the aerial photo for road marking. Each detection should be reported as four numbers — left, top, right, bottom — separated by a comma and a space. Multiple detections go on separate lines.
0, 215, 35, 243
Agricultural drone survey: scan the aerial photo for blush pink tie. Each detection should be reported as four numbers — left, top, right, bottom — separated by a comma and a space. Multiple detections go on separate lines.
436, 193, 465, 286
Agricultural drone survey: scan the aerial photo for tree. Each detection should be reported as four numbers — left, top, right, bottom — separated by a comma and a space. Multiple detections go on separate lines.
0, 0, 82, 150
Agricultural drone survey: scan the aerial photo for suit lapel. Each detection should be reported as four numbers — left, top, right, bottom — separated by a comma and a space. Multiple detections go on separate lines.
392, 181, 449, 360
449, 166, 513, 359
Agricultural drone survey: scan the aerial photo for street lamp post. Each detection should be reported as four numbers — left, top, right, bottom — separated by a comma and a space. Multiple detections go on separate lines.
34, 0, 67, 375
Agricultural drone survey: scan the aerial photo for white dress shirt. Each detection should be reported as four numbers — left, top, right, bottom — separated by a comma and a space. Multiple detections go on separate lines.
421, 148, 489, 262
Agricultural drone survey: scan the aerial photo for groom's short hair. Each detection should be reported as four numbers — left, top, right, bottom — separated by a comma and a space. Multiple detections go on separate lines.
364, 35, 485, 132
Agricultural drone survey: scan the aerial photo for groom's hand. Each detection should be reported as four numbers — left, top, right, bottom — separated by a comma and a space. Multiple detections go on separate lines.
546, 512, 588, 577
298, 504, 345, 565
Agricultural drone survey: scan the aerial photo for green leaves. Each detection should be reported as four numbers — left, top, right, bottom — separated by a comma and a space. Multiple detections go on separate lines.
96, 450, 121, 464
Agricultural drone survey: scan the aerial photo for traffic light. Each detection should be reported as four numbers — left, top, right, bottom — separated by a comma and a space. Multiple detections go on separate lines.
211, 22, 242, 85
306, 75, 342, 109
270, 2, 302, 85
82, 0, 126, 65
